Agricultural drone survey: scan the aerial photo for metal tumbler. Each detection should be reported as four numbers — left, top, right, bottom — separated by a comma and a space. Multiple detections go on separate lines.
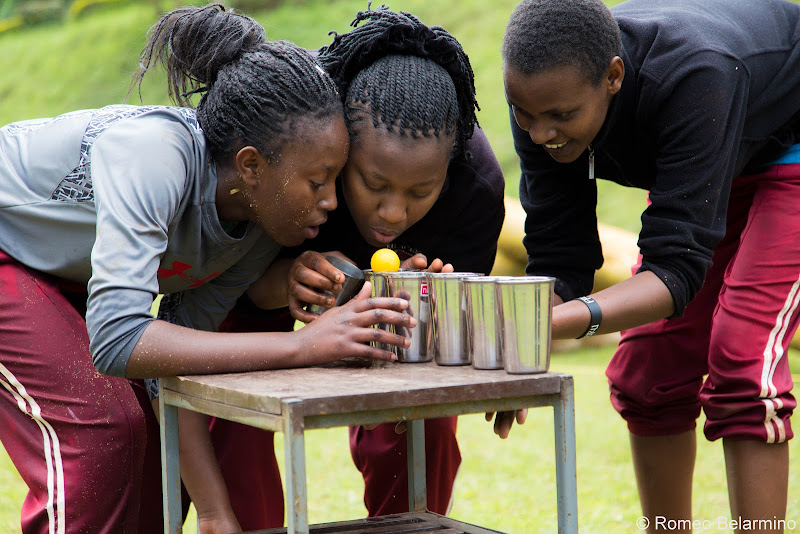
428, 272, 482, 366
496, 276, 555, 374
306, 255, 365, 315
381, 271, 433, 363
463, 276, 513, 370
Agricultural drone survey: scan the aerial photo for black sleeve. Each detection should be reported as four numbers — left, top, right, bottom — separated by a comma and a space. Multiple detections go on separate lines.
636, 52, 747, 315
511, 107, 603, 302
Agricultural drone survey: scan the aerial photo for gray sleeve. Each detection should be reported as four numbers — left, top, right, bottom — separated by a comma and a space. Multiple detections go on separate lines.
86, 117, 189, 377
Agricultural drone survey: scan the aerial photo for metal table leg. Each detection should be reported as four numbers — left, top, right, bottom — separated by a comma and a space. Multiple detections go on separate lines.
553, 377, 578, 533
283, 399, 309, 534
159, 394, 182, 534
407, 419, 427, 512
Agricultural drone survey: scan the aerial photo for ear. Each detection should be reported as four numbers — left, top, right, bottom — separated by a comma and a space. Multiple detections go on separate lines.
606, 56, 625, 95
235, 146, 267, 187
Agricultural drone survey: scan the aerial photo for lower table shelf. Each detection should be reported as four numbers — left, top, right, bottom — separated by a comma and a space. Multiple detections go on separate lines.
248, 511, 505, 534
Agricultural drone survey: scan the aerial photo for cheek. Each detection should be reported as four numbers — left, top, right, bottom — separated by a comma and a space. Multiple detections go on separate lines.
406, 197, 438, 227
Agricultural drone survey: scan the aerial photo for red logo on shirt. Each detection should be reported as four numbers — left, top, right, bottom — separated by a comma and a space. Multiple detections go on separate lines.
158, 261, 220, 288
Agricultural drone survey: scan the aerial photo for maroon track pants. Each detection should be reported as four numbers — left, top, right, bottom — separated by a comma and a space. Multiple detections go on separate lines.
0, 250, 162, 534
608, 164, 799, 442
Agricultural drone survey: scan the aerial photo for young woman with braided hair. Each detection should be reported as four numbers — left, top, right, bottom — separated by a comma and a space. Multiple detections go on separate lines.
207, 4, 505, 529
0, 4, 416, 533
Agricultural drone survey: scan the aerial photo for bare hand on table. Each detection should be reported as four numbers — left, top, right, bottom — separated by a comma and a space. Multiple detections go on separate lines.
486, 409, 528, 439
293, 282, 416, 365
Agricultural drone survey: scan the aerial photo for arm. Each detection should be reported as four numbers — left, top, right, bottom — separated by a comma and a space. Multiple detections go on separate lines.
173, 408, 241, 534
126, 282, 415, 377
245, 257, 293, 310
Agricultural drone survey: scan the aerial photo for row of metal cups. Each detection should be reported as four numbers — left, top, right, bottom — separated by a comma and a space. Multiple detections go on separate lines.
364, 269, 556, 374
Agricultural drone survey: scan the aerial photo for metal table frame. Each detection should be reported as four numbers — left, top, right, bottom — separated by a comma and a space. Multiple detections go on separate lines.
158, 364, 578, 533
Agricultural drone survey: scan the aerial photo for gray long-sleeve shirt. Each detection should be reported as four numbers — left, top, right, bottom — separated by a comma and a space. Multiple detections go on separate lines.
0, 105, 280, 376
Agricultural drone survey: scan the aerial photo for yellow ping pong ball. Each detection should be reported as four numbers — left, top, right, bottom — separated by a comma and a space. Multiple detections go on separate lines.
371, 248, 400, 272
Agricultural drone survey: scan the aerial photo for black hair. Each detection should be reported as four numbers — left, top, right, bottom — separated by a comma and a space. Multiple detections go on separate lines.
317, 3, 478, 160
128, 3, 342, 162
502, 0, 621, 85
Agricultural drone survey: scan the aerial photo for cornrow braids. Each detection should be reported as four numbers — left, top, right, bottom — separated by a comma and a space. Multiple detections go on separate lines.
128, 3, 342, 162
318, 3, 478, 160
502, 0, 621, 86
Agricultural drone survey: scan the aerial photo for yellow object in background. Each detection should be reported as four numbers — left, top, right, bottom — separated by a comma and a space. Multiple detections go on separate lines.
371, 248, 400, 272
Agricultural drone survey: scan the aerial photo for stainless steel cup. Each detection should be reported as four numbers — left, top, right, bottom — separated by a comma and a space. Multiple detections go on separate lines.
306, 255, 365, 315
463, 276, 513, 370
382, 271, 433, 363
428, 272, 482, 366
496, 276, 555, 374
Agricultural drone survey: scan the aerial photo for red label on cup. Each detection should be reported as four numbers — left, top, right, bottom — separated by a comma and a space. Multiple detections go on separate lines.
421, 281, 429, 297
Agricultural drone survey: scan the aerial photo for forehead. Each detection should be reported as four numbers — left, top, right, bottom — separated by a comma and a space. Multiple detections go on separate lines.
278, 116, 349, 167
349, 126, 452, 181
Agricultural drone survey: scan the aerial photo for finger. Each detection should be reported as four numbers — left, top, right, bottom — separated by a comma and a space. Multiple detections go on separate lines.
289, 295, 321, 323
350, 295, 411, 315
361, 325, 413, 349
394, 421, 407, 434
363, 423, 379, 430
516, 409, 528, 425
350, 281, 374, 302
441, 263, 455, 273
494, 412, 514, 439
343, 341, 398, 362
290, 280, 336, 308
293, 261, 343, 294
485, 412, 494, 422
401, 253, 428, 270
427, 258, 444, 272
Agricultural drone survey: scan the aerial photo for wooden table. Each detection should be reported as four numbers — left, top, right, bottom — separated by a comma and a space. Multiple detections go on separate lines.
158, 362, 578, 534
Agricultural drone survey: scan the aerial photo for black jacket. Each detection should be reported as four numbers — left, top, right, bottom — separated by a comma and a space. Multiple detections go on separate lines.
514, 0, 800, 315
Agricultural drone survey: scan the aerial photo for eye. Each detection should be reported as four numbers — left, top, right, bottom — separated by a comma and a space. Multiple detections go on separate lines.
310, 180, 325, 191
409, 189, 433, 199
363, 178, 387, 193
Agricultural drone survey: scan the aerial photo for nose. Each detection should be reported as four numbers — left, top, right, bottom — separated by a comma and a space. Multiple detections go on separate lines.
515, 112, 556, 145
527, 119, 557, 145
318, 184, 337, 212
377, 194, 406, 225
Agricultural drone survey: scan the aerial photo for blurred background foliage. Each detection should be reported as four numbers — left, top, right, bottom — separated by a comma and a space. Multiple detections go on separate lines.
0, 0, 648, 234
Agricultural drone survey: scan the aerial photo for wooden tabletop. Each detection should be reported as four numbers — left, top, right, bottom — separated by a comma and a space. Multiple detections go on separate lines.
160, 361, 569, 418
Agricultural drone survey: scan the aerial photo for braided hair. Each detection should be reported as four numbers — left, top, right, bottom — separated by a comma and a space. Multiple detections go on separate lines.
503, 0, 621, 86
129, 4, 342, 162
318, 4, 478, 160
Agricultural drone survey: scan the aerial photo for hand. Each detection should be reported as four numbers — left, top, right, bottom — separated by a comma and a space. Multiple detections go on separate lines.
485, 409, 528, 439
363, 421, 407, 432
288, 251, 354, 323
197, 513, 241, 534
294, 282, 416, 365
401, 253, 454, 273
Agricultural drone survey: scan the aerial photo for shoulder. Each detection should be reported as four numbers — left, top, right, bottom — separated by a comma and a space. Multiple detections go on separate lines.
451, 126, 505, 200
